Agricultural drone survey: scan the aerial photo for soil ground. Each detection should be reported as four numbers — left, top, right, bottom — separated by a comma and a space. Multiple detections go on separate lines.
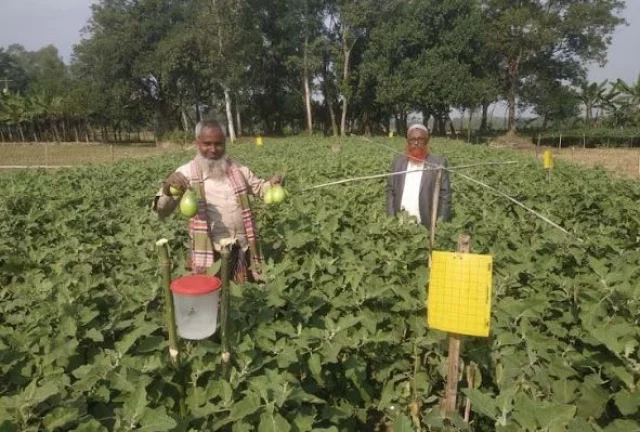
488, 133, 640, 180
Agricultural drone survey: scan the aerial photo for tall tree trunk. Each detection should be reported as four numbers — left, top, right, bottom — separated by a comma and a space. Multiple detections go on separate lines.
507, 55, 521, 134
74, 122, 80, 143
468, 109, 474, 132
363, 109, 371, 137
223, 87, 236, 142
235, 95, 242, 137
61, 120, 67, 142
340, 28, 353, 137
18, 123, 25, 142
181, 106, 191, 132
303, 3, 313, 136
586, 103, 593, 124
480, 100, 489, 132
322, 53, 338, 136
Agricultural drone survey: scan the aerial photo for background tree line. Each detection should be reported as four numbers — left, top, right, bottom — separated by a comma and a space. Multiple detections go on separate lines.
0, 0, 637, 144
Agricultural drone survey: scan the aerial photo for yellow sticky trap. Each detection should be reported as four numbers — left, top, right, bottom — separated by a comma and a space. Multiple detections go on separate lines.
256, 136, 263, 146
389, 131, 394, 138
427, 251, 493, 337
543, 150, 553, 169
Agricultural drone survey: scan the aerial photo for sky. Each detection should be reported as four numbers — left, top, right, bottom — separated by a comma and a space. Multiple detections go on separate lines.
0, 0, 638, 84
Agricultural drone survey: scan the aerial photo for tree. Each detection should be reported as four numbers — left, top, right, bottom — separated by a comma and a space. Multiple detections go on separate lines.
577, 80, 609, 124
361, 0, 485, 135
483, 0, 626, 134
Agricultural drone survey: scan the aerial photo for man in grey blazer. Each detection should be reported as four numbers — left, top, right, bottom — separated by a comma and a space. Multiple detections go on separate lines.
386, 124, 452, 226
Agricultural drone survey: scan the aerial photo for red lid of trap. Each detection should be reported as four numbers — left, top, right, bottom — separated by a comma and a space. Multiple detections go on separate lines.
170, 274, 222, 296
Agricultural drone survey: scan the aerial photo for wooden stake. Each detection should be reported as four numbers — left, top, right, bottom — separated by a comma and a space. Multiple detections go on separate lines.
464, 362, 476, 423
442, 234, 471, 419
429, 169, 443, 251
559, 133, 562, 149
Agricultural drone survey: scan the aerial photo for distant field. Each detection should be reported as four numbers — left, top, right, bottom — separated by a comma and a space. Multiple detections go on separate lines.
488, 134, 640, 179
0, 142, 188, 167
1, 139, 639, 181
541, 147, 640, 179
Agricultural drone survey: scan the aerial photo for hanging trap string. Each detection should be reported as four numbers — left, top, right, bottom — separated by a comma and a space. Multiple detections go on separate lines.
359, 136, 583, 242
293, 161, 519, 192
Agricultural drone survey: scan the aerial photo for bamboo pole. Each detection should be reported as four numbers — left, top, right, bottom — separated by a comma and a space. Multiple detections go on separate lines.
429, 169, 443, 252
219, 242, 232, 379
155, 238, 186, 418
442, 234, 471, 418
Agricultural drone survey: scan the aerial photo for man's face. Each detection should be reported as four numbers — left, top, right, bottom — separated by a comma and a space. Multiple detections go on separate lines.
196, 127, 226, 159
406, 128, 429, 161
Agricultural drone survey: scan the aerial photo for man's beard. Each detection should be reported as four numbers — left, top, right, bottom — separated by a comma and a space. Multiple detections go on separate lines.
202, 155, 228, 180
407, 147, 428, 162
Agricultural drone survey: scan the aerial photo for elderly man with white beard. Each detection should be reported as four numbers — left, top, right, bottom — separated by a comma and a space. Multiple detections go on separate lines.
152, 118, 283, 283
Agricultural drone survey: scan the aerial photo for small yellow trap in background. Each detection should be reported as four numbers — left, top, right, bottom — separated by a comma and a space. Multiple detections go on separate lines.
256, 136, 263, 146
388, 131, 394, 138
543, 150, 553, 169
427, 251, 493, 337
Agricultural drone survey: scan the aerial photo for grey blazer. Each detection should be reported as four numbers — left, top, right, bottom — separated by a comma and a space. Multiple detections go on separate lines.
386, 154, 452, 225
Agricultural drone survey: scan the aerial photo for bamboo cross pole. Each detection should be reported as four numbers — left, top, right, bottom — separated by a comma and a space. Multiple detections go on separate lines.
442, 234, 471, 418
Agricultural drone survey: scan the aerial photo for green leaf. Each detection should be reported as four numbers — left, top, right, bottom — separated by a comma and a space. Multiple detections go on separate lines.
122, 378, 148, 423
229, 392, 262, 422
258, 411, 290, 432
463, 389, 497, 419
552, 380, 578, 404
392, 414, 415, 432
25, 379, 59, 406
575, 377, 610, 419
614, 389, 640, 415
308, 353, 323, 384
115, 321, 159, 355
534, 403, 576, 429
603, 419, 640, 432
84, 328, 103, 342
43, 406, 82, 431
138, 407, 178, 431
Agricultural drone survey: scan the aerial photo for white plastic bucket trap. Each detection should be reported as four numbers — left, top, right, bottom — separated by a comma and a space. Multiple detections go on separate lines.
170, 274, 222, 340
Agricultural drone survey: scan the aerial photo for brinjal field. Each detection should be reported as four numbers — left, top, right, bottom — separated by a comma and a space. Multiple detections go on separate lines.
0, 137, 639, 432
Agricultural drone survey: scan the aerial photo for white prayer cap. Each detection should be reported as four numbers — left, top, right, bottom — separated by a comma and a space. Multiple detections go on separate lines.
407, 123, 429, 135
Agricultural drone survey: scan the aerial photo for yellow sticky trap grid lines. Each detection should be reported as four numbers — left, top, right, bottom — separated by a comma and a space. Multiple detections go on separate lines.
427, 251, 493, 337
